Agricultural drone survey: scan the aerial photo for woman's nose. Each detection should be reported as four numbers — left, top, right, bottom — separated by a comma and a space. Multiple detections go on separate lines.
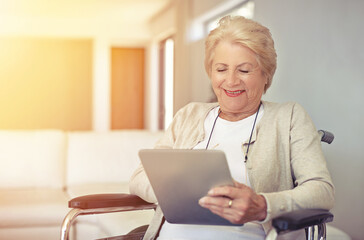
226, 72, 240, 86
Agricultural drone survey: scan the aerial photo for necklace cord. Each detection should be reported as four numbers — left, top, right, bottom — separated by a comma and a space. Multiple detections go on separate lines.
205, 109, 221, 149
205, 102, 262, 163
244, 102, 262, 162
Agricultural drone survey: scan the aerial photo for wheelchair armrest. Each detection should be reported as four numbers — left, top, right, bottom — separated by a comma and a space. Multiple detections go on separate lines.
272, 209, 333, 233
69, 193, 156, 210
62, 194, 156, 240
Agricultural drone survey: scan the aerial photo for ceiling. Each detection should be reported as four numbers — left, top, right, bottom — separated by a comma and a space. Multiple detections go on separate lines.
0, 0, 171, 24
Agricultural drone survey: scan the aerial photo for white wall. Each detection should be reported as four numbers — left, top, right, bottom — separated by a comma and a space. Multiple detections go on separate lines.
252, 1, 364, 239
160, 0, 364, 239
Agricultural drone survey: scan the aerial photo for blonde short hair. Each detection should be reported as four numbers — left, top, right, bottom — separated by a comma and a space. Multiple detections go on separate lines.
205, 15, 277, 92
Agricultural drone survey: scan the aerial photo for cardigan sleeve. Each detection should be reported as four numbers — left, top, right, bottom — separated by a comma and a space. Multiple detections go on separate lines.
128, 104, 191, 202
128, 118, 178, 203
259, 103, 335, 223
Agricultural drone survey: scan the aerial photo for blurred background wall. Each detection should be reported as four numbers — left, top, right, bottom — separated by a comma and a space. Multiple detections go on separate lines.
256, 1, 364, 239
0, 37, 92, 130
0, 0, 167, 131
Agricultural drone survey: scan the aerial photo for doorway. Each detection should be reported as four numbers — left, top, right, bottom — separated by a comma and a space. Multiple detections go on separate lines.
111, 47, 144, 129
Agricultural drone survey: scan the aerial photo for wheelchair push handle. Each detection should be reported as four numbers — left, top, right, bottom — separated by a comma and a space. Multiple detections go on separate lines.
318, 130, 334, 144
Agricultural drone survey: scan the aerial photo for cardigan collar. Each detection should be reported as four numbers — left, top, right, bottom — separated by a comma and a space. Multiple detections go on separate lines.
194, 100, 272, 147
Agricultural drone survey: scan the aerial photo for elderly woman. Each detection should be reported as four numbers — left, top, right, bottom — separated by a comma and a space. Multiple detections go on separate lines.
129, 16, 334, 239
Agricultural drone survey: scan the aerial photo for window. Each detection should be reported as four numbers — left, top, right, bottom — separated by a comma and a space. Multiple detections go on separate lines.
163, 39, 174, 129
205, 1, 255, 34
158, 38, 174, 130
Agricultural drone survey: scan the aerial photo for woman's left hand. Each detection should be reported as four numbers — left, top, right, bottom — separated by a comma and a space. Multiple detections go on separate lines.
198, 181, 267, 225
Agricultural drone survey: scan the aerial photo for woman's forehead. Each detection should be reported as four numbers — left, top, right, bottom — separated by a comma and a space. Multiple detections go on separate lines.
212, 41, 258, 65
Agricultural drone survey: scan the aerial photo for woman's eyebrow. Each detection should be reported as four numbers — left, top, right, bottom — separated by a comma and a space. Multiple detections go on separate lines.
213, 63, 228, 67
213, 62, 255, 68
236, 62, 254, 68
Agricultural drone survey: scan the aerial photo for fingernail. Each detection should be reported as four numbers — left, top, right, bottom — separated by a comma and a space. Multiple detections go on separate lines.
208, 189, 214, 195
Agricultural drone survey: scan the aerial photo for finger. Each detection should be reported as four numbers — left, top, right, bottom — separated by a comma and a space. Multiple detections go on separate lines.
207, 205, 245, 225
200, 198, 248, 225
207, 185, 235, 198
233, 180, 246, 188
208, 184, 249, 199
215, 182, 254, 199
199, 196, 231, 208
208, 204, 235, 216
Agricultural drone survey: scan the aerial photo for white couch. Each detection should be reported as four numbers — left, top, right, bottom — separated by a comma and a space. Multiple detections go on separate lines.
0, 129, 164, 240
0, 129, 351, 240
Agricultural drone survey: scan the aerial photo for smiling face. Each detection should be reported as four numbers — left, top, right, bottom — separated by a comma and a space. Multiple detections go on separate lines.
211, 40, 267, 121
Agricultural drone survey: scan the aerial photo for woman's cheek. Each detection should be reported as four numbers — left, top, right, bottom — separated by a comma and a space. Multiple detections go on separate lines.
212, 76, 223, 89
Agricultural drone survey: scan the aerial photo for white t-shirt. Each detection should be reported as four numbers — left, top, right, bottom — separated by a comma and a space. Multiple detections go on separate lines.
158, 106, 265, 240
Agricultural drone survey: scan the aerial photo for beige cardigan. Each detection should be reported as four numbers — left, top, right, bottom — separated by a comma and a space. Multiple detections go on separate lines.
129, 101, 335, 236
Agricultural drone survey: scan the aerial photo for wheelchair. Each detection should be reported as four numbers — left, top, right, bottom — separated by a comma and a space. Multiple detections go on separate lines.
61, 130, 335, 240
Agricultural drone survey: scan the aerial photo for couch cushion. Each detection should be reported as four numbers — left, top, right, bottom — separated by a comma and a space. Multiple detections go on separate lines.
67, 182, 130, 198
0, 188, 69, 227
0, 130, 66, 188
0, 226, 65, 240
66, 130, 163, 185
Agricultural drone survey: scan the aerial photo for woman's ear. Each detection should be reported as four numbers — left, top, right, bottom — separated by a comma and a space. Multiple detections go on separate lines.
261, 70, 268, 85
264, 73, 269, 85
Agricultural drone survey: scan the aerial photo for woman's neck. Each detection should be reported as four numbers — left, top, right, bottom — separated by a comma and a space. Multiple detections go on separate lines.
219, 103, 262, 121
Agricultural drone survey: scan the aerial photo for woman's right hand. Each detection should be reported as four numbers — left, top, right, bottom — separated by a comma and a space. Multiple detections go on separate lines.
199, 181, 267, 224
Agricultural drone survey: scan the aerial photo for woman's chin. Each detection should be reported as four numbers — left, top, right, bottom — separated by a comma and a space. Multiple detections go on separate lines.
219, 101, 248, 113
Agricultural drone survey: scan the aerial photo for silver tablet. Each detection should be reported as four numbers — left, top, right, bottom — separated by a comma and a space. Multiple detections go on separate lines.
139, 149, 241, 226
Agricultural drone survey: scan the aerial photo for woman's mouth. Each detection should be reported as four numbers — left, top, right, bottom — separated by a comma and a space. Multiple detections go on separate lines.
224, 89, 245, 97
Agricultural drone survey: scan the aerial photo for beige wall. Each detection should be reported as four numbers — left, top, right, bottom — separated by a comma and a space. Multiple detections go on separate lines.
0, 37, 92, 130
0, 1, 158, 132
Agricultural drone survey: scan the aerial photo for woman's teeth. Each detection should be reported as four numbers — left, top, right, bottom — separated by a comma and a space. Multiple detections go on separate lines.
226, 90, 244, 94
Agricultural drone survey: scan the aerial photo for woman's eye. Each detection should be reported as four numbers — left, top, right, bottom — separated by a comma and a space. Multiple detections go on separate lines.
239, 70, 249, 73
217, 69, 227, 72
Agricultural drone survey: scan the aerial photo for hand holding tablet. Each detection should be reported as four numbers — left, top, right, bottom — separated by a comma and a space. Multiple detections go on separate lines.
139, 149, 243, 226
